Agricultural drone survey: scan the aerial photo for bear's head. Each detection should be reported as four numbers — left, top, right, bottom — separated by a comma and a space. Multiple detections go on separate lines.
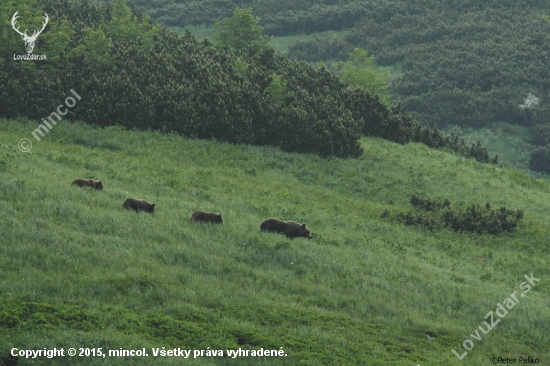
215, 214, 223, 223
299, 223, 313, 239
94, 180, 104, 190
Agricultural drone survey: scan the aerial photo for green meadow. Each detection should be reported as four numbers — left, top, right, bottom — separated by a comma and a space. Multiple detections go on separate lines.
0, 118, 549, 365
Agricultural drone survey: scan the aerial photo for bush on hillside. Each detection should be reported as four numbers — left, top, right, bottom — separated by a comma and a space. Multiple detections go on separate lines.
388, 195, 524, 235
410, 194, 451, 212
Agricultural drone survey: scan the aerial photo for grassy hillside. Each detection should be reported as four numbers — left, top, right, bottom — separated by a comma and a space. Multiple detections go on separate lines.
1, 118, 549, 365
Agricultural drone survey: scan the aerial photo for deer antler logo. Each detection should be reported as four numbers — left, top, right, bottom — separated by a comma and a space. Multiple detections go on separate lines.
11, 11, 49, 54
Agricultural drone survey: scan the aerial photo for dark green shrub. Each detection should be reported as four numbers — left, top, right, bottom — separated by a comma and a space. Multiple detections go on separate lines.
389, 195, 523, 235
410, 194, 451, 212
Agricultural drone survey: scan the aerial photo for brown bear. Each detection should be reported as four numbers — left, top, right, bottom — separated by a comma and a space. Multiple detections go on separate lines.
260, 218, 313, 239
71, 178, 103, 190
191, 211, 223, 224
122, 198, 155, 213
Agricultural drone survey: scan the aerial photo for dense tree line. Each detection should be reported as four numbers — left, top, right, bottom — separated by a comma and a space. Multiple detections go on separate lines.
1, 0, 496, 163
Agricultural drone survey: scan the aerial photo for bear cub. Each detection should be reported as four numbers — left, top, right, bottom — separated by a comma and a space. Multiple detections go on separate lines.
122, 198, 155, 213
191, 211, 223, 224
71, 178, 103, 190
260, 218, 313, 239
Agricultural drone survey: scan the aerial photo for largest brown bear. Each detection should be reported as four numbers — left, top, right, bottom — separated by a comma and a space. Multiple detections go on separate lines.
122, 198, 155, 213
260, 218, 313, 239
191, 211, 223, 224
71, 178, 103, 190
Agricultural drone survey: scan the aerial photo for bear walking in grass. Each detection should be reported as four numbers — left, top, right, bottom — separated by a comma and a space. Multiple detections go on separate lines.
260, 218, 313, 239
122, 198, 155, 213
191, 211, 223, 224
71, 178, 103, 190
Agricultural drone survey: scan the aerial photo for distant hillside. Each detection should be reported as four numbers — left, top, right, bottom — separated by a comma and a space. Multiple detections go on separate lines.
1, 118, 549, 365
290, 5, 550, 127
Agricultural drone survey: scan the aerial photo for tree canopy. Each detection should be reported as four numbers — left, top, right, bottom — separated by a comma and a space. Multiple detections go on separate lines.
212, 7, 271, 59
337, 48, 391, 105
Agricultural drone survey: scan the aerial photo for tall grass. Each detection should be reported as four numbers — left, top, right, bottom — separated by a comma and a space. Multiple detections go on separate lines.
0, 118, 548, 365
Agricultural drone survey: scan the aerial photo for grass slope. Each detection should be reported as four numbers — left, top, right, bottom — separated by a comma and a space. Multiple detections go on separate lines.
1, 118, 549, 365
